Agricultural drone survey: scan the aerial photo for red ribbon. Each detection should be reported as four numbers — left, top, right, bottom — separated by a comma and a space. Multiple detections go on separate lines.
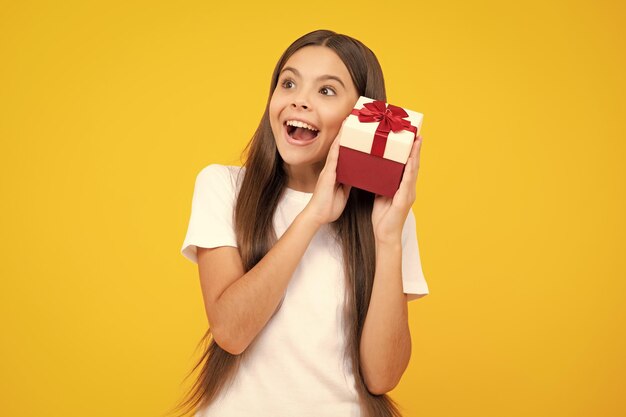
350, 100, 417, 157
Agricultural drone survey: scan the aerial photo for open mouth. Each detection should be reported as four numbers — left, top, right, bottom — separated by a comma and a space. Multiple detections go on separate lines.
285, 121, 320, 142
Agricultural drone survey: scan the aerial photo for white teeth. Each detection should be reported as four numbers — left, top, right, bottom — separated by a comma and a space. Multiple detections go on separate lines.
286, 120, 319, 132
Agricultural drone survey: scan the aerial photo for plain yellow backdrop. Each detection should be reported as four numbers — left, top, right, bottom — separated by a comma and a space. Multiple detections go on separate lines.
1, 0, 625, 416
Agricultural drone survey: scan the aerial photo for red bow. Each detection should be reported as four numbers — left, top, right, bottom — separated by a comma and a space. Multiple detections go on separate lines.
350, 100, 417, 157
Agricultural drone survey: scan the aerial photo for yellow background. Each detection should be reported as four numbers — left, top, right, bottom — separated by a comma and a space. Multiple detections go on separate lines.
1, 0, 624, 416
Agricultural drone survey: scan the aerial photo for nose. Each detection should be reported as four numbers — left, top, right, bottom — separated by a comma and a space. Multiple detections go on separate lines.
291, 92, 310, 110
291, 100, 309, 110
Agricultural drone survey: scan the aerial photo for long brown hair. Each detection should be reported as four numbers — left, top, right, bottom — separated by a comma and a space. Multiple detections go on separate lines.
168, 29, 405, 417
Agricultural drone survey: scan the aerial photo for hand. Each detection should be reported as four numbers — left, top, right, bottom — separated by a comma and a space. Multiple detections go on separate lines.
371, 135, 423, 244
302, 137, 352, 227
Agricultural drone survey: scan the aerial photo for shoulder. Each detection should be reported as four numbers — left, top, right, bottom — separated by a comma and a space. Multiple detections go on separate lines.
196, 164, 243, 183
195, 164, 245, 195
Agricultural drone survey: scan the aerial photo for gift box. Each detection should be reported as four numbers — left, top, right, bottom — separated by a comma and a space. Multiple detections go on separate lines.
335, 96, 423, 197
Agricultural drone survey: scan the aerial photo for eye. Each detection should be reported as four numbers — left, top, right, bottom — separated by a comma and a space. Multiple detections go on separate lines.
281, 78, 295, 89
320, 86, 336, 96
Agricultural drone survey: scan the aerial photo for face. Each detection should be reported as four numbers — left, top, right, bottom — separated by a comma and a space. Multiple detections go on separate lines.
269, 45, 360, 174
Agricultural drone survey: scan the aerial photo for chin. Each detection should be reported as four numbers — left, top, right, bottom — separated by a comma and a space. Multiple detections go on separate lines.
277, 147, 324, 169
278, 151, 318, 168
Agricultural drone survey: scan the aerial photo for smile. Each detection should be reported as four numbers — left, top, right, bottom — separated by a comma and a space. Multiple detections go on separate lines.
283, 120, 320, 145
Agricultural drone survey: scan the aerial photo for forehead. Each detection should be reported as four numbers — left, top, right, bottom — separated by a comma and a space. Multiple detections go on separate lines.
282, 45, 351, 80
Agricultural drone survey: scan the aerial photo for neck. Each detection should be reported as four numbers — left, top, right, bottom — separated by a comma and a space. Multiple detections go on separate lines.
284, 162, 323, 193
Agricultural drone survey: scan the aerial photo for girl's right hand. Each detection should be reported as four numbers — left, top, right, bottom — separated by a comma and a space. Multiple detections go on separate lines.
302, 137, 352, 227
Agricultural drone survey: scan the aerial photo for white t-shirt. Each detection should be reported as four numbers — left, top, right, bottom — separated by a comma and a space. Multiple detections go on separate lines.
181, 164, 429, 417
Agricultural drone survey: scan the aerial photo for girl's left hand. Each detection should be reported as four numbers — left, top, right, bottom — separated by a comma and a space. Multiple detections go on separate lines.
371, 135, 423, 244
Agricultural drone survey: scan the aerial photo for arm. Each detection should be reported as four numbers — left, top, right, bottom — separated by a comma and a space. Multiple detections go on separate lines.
198, 212, 320, 355
359, 135, 423, 395
198, 138, 351, 355
359, 240, 411, 395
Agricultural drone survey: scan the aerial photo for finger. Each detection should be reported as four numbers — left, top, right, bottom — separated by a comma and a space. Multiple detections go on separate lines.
322, 137, 341, 173
396, 163, 414, 198
404, 139, 421, 177
410, 135, 422, 161
395, 137, 422, 200
313, 139, 344, 203
329, 136, 341, 161
318, 138, 339, 179
405, 136, 422, 177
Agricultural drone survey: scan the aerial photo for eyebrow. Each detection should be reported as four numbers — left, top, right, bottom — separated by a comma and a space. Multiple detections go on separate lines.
280, 66, 346, 89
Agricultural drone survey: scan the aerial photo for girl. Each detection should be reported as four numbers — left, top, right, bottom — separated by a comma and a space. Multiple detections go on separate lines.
175, 29, 429, 417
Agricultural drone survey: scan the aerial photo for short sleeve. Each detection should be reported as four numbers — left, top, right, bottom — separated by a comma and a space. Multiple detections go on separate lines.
402, 209, 430, 302
180, 164, 239, 264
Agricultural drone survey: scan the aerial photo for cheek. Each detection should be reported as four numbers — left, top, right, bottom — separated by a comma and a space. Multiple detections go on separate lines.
268, 91, 283, 114
324, 112, 348, 134
268, 99, 282, 129
331, 101, 355, 126
268, 97, 278, 118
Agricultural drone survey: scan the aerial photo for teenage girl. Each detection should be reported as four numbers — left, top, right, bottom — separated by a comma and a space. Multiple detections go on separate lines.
175, 29, 429, 417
